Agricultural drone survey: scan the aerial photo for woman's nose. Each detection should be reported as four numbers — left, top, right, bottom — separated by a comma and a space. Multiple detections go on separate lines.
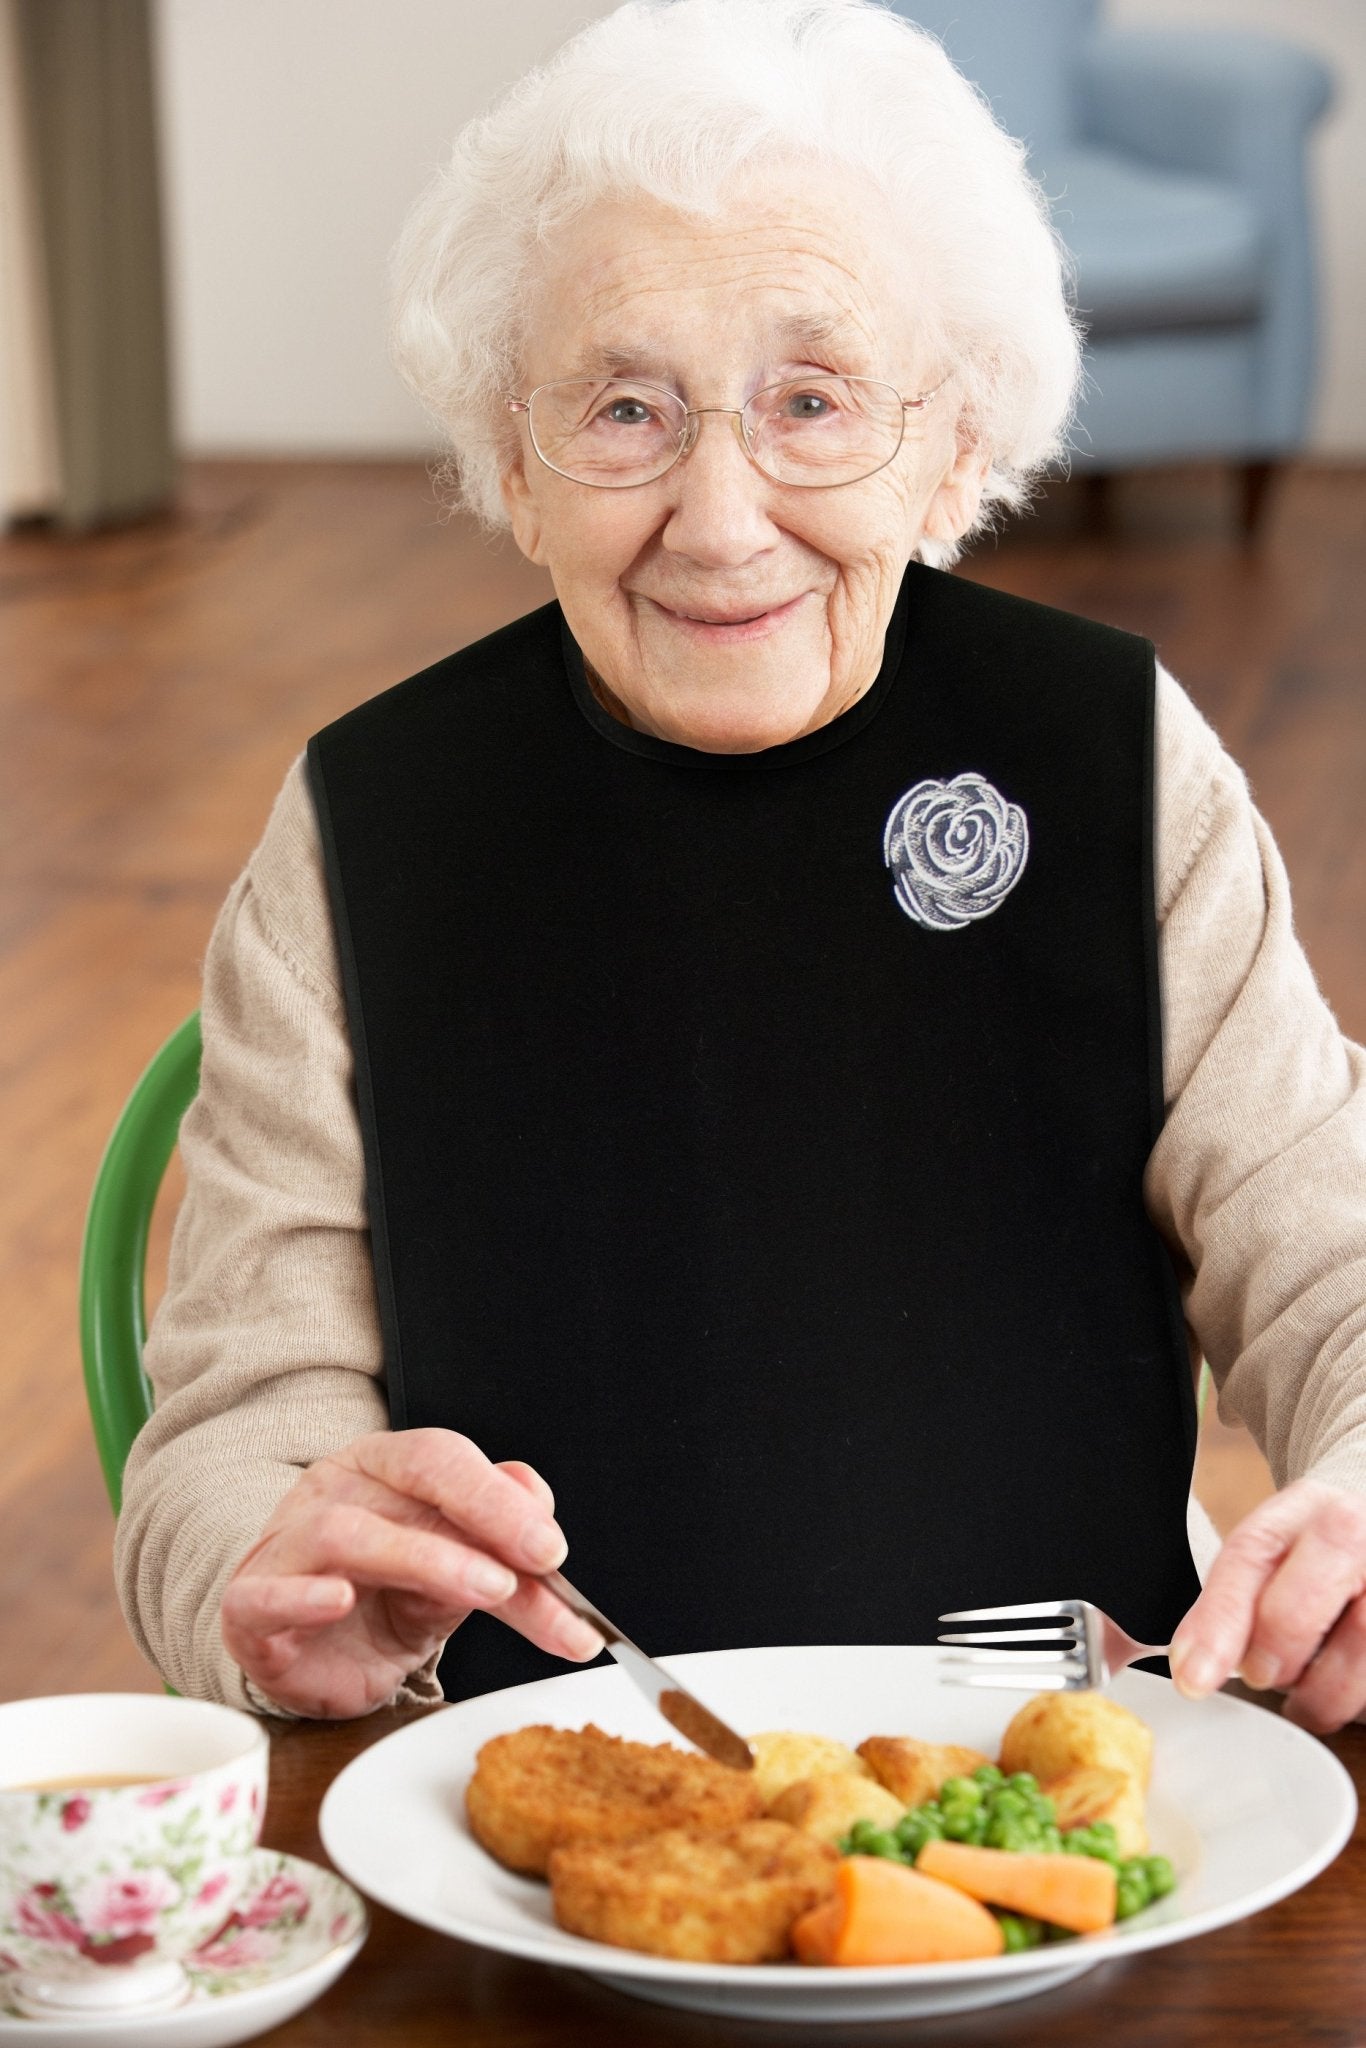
660, 409, 780, 566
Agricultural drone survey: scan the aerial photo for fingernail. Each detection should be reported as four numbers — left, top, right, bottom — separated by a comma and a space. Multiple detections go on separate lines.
468, 1560, 518, 1602
1241, 1649, 1280, 1691
1173, 1648, 1218, 1697
522, 1522, 568, 1572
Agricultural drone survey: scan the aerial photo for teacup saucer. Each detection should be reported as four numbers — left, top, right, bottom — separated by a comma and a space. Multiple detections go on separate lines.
0, 1850, 366, 2047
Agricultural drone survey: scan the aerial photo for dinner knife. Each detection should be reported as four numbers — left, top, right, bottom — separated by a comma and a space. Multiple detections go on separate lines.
542, 1568, 754, 1772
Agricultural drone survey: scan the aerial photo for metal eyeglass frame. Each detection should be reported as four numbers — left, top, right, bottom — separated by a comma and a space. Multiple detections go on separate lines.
503, 372, 952, 490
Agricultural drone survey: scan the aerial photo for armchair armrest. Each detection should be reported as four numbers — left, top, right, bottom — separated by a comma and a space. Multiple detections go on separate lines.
1078, 28, 1333, 183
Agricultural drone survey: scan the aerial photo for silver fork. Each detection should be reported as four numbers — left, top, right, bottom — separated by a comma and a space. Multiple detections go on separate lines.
937, 1599, 1173, 1691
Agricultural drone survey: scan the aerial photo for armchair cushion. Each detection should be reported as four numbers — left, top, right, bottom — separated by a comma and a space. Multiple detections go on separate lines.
1038, 145, 1265, 337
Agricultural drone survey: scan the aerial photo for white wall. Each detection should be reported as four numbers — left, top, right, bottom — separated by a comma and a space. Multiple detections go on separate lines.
152, 0, 614, 455
152, 0, 1366, 459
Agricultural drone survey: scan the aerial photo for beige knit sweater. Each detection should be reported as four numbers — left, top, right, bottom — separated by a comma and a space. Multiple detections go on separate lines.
113, 661, 1366, 1713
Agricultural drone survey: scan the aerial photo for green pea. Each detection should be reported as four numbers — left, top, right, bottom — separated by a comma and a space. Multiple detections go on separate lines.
900, 1822, 932, 1859
848, 1819, 881, 1847
973, 1764, 1005, 1788
1007, 1771, 1039, 1795
1144, 1856, 1176, 1900
942, 1808, 978, 1841
1032, 1794, 1057, 1824
1116, 1874, 1150, 1920
1066, 1827, 1121, 1866
999, 1913, 1046, 1951
859, 1829, 904, 1861
939, 1776, 983, 1807
987, 1817, 1032, 1852
997, 1914, 1030, 1952
1089, 1821, 1120, 1848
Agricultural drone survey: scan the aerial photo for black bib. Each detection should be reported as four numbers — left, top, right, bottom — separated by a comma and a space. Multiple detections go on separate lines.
307, 561, 1200, 1701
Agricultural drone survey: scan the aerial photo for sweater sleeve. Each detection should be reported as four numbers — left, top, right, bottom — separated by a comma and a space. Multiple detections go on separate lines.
113, 753, 444, 1712
1147, 665, 1366, 1496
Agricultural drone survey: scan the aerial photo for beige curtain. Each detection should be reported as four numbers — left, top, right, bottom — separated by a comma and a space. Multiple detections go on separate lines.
11, 0, 173, 531
0, 0, 62, 520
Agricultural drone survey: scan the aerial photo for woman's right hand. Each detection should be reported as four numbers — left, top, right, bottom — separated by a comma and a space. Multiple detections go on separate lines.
220, 1429, 604, 1718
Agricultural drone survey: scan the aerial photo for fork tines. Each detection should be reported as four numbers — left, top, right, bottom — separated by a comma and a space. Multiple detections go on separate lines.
936, 1599, 1087, 1691
938, 1601, 1082, 1622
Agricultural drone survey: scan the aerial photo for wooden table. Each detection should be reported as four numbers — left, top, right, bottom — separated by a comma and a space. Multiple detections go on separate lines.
259, 1688, 1364, 2047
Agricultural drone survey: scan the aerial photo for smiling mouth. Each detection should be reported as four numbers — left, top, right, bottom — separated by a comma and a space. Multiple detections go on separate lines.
682, 610, 766, 624
658, 596, 799, 625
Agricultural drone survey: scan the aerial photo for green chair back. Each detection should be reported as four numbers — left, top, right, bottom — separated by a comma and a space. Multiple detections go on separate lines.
79, 1012, 202, 1514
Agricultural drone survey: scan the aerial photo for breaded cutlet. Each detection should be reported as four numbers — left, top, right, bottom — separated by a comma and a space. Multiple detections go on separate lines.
549, 1819, 840, 1962
464, 1723, 765, 1876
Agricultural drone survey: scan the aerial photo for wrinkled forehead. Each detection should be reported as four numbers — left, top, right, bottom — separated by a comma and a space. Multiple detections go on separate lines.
518, 164, 927, 389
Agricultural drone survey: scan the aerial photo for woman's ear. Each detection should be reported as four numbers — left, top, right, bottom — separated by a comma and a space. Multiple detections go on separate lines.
499, 451, 547, 565
921, 428, 992, 546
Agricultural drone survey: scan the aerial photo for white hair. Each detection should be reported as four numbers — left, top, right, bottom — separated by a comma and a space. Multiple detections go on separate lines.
387, 0, 1084, 568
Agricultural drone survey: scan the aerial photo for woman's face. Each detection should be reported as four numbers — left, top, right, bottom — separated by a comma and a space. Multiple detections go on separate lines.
501, 158, 988, 753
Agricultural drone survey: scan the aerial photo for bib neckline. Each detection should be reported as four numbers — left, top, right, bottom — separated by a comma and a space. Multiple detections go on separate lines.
558, 569, 911, 771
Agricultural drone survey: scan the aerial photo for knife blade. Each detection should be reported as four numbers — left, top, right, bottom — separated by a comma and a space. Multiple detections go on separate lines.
542, 1568, 754, 1772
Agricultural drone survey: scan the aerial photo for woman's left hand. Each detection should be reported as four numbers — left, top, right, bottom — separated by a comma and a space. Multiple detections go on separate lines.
1170, 1477, 1366, 1733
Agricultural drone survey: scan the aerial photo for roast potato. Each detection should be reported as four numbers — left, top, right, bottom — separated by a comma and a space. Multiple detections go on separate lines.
766, 1770, 907, 1844
747, 1731, 873, 1807
998, 1691, 1153, 1791
856, 1737, 992, 1808
1042, 1765, 1149, 1856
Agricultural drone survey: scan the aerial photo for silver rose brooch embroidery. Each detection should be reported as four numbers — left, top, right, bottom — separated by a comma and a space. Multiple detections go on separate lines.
883, 773, 1029, 931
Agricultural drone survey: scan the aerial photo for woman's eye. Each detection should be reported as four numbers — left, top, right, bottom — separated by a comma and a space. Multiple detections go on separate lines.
602, 398, 654, 426
784, 389, 836, 420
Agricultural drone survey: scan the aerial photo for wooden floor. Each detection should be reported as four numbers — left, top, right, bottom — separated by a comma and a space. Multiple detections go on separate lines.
2, 457, 1362, 1699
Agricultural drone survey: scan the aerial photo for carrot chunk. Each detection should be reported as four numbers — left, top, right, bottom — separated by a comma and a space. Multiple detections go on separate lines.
790, 1854, 1005, 1965
916, 1840, 1117, 1934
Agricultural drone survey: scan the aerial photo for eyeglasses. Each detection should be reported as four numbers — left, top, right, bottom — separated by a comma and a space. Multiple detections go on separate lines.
504, 372, 951, 490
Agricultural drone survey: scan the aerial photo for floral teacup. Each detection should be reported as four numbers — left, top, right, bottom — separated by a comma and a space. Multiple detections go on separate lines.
0, 1692, 268, 2018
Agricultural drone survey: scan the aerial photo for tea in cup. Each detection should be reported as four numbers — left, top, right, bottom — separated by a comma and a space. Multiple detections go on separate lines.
0, 1692, 268, 2017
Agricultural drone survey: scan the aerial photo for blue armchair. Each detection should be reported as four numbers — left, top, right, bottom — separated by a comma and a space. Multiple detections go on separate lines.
894, 1, 1335, 535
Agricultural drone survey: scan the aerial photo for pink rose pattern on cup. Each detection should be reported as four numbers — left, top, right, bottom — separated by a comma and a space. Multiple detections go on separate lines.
136, 1782, 192, 1808
0, 1764, 265, 1985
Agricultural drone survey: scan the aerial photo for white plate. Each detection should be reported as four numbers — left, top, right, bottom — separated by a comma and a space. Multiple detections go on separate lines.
319, 1644, 1355, 2024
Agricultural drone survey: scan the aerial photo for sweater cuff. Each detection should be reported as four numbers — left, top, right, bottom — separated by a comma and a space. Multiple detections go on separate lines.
237, 1645, 445, 1721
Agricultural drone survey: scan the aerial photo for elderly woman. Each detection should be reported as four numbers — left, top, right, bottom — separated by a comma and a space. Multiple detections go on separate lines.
116, 0, 1366, 1734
